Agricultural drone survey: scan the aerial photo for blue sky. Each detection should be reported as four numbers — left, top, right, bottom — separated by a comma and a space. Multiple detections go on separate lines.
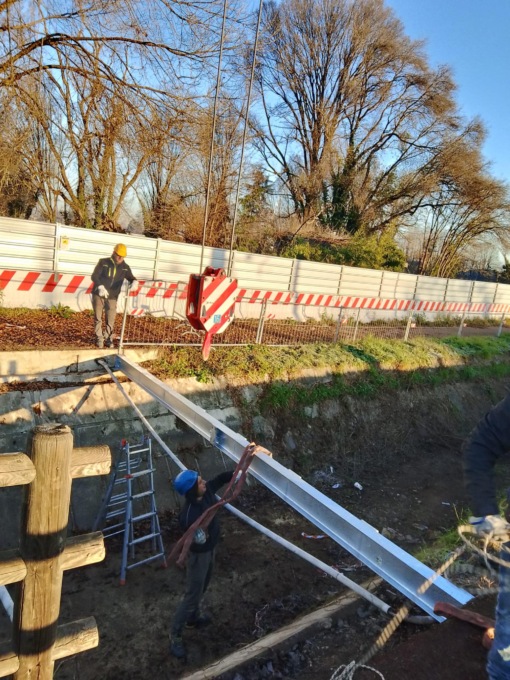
386, 0, 510, 184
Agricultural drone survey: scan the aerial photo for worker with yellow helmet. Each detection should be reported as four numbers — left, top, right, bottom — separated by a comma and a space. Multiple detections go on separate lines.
91, 243, 136, 348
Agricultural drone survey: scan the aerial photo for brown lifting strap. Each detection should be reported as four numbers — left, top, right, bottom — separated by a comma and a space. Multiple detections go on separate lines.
168, 443, 271, 567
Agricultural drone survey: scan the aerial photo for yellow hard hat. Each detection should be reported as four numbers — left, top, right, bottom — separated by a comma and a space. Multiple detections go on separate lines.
114, 243, 127, 257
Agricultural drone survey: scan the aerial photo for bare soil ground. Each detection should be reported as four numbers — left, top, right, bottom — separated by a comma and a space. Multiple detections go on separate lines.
54, 450, 503, 680
1, 313, 508, 679
2, 429, 504, 680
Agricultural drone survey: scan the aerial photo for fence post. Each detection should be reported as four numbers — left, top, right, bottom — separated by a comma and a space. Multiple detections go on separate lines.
457, 313, 466, 337
404, 311, 414, 341
118, 284, 131, 352
333, 307, 344, 343
153, 239, 162, 280
352, 308, 361, 342
497, 312, 506, 337
13, 424, 74, 680
255, 299, 267, 344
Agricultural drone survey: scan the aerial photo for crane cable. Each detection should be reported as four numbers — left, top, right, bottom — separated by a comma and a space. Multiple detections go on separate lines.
198, 0, 264, 277
227, 0, 264, 277
199, 0, 229, 274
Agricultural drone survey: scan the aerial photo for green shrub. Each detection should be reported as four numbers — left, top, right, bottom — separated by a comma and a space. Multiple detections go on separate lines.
48, 303, 75, 319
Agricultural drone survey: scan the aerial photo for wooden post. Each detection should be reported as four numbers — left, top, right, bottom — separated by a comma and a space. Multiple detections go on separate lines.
13, 424, 74, 680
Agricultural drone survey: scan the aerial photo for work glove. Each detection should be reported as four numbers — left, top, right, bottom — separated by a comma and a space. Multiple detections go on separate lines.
469, 515, 510, 541
193, 528, 206, 545
97, 285, 109, 298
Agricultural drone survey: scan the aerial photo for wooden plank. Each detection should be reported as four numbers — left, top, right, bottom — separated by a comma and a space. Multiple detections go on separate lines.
60, 533, 105, 571
0, 454, 35, 487
180, 591, 363, 680
71, 446, 111, 478
0, 641, 18, 677
0, 534, 104, 585
52, 618, 99, 661
0, 549, 26, 585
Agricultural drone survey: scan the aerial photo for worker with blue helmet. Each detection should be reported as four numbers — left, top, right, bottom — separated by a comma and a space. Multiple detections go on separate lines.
173, 470, 199, 495
170, 467, 235, 659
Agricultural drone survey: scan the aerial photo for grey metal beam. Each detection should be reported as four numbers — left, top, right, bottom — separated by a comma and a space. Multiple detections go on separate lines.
115, 355, 471, 619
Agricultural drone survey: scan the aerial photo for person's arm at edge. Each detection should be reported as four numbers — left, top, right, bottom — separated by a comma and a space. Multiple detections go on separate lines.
463, 392, 510, 517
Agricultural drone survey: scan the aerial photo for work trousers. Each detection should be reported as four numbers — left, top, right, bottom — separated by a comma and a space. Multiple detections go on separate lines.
171, 549, 215, 637
92, 294, 117, 343
488, 543, 510, 679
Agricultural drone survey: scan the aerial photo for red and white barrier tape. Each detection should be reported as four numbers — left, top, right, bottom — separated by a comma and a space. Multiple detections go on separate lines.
1, 269, 509, 315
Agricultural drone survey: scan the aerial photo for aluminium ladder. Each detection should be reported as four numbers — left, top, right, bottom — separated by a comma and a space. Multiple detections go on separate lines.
93, 435, 167, 584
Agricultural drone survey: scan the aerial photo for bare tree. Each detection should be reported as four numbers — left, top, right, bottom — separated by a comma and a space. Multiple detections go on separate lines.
11, 64, 165, 227
252, 0, 470, 237
0, 0, 231, 98
0, 91, 42, 217
150, 99, 247, 247
415, 137, 509, 277
1, 0, 253, 227
138, 108, 194, 239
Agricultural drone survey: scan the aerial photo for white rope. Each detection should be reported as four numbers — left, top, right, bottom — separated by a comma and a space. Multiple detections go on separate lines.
226, 0, 264, 276
328, 545, 467, 680
458, 524, 510, 570
330, 661, 385, 679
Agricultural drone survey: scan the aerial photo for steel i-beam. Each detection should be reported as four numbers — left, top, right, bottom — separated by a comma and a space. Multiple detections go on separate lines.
115, 355, 471, 619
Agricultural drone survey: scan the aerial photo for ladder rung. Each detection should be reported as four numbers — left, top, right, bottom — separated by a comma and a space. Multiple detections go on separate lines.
109, 493, 128, 503
132, 491, 154, 500
131, 511, 157, 522
126, 553, 166, 570
129, 533, 162, 545
103, 526, 125, 538
106, 509, 126, 519
125, 468, 155, 479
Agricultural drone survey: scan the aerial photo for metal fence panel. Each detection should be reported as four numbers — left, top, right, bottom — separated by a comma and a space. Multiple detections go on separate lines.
290, 260, 342, 294
1, 216, 509, 322
0, 217, 56, 238
445, 279, 475, 302
414, 276, 449, 301
0, 219, 56, 271
336, 266, 384, 297
471, 281, 498, 303
231, 251, 294, 291
381, 271, 418, 300
492, 284, 510, 306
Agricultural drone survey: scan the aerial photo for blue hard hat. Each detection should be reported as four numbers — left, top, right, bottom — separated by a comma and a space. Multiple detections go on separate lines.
174, 470, 198, 495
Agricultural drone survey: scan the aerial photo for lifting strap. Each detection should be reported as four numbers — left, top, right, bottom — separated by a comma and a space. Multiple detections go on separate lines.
169, 443, 270, 567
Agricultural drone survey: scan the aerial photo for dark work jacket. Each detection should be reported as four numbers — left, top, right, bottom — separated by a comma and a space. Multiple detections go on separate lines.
463, 391, 510, 517
179, 471, 234, 554
91, 257, 136, 300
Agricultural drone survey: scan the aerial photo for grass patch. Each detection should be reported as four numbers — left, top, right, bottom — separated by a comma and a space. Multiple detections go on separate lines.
443, 334, 510, 358
413, 523, 465, 569
415, 491, 510, 569
145, 335, 510, 406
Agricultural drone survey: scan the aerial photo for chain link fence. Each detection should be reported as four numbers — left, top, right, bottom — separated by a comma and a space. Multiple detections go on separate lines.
118, 281, 509, 349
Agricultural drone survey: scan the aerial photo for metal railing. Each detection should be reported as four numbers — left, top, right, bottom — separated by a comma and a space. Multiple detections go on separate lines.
119, 283, 509, 349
